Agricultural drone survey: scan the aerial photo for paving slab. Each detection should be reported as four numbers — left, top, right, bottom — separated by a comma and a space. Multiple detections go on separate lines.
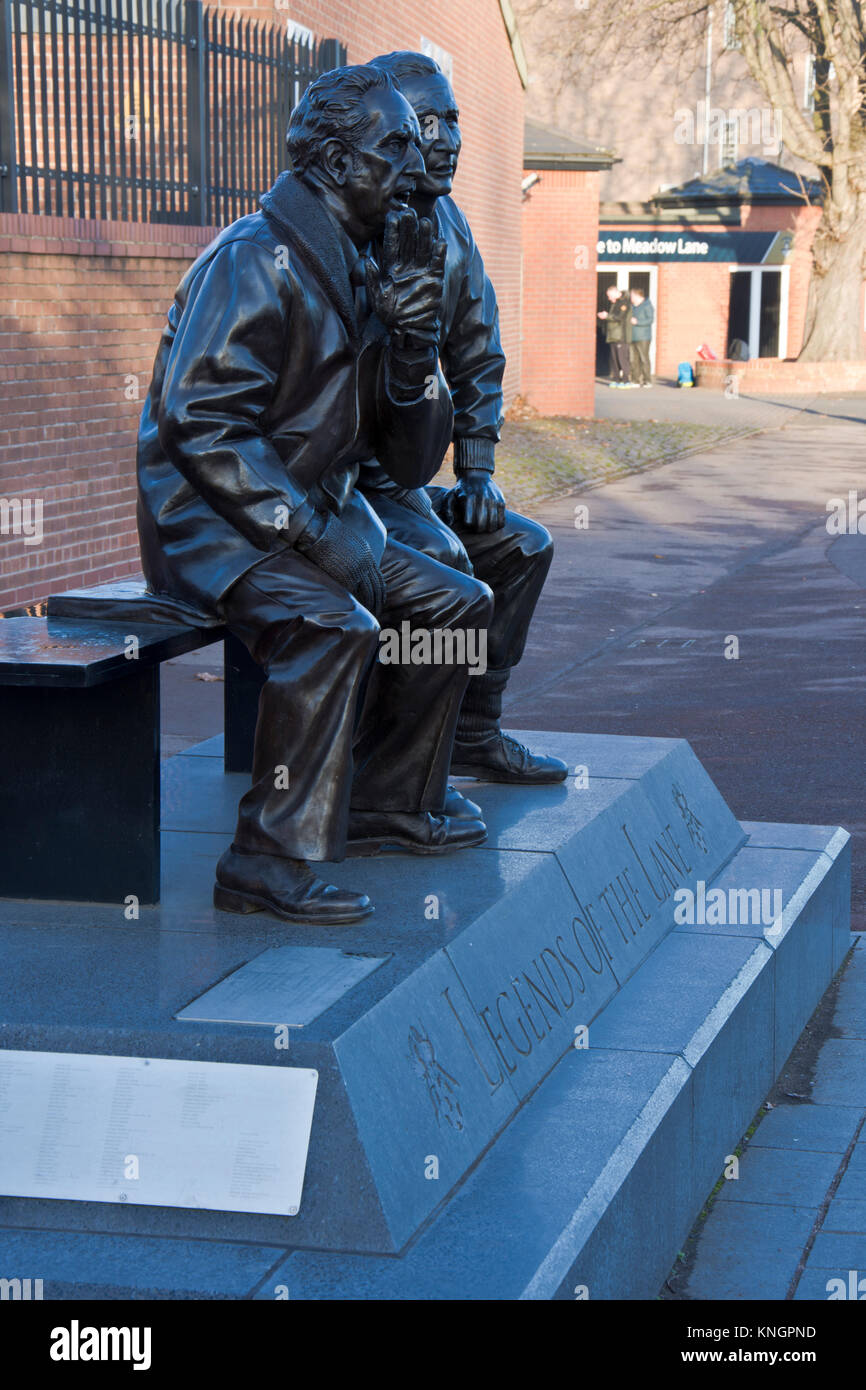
807, 1229, 866, 1269
833, 1166, 866, 1201
829, 987, 866, 1039
682, 1202, 818, 1301
822, 1198, 866, 1232
715, 1146, 840, 1208
744, 1104, 860, 1154
811, 1040, 866, 1108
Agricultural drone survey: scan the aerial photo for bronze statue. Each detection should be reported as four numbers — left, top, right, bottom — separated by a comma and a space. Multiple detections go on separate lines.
137, 65, 493, 925
361, 51, 568, 787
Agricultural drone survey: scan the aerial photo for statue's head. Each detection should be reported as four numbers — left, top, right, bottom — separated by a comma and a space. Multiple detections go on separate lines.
287, 65, 424, 239
369, 52, 461, 200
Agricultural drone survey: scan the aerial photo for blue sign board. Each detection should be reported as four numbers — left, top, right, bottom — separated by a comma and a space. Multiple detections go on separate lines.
597, 230, 791, 263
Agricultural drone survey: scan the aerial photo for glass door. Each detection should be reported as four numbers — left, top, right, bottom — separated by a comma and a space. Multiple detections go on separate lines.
728, 271, 752, 353
727, 267, 788, 359
759, 271, 782, 357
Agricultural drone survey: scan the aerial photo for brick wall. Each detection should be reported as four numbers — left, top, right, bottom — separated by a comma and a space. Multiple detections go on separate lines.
0, 216, 217, 612
696, 359, 866, 392
521, 169, 599, 417
656, 258, 733, 379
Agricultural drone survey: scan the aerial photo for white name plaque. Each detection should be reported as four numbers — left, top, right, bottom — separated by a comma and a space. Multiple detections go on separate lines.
0, 1051, 317, 1216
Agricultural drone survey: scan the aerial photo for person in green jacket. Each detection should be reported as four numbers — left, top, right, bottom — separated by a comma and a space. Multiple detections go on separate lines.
629, 288, 654, 387
597, 285, 631, 386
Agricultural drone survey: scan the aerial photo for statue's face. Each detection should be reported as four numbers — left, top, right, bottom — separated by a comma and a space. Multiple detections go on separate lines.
342, 87, 425, 237
395, 71, 461, 198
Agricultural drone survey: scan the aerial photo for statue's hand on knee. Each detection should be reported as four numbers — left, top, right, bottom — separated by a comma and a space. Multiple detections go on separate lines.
296, 513, 386, 617
440, 470, 506, 533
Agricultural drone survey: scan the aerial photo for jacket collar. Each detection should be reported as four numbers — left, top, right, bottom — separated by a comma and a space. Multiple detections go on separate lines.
260, 172, 358, 338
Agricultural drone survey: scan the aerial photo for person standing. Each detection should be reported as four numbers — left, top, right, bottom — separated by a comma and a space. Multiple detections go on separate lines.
629, 287, 654, 387
598, 285, 631, 387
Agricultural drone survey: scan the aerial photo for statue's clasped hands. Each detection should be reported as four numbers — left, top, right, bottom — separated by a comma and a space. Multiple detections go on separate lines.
365, 209, 447, 349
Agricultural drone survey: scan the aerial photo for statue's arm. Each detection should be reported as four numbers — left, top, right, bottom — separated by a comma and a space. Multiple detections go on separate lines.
156, 238, 315, 552
439, 227, 505, 475
374, 342, 454, 489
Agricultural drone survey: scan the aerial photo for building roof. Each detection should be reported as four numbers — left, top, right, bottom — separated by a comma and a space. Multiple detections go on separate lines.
499, 0, 528, 89
654, 157, 822, 205
524, 118, 618, 171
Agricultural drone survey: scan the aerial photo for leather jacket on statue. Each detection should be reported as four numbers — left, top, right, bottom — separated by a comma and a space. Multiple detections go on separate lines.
136, 172, 454, 613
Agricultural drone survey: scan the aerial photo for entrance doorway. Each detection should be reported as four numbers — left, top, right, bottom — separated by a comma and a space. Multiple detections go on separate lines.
596, 265, 658, 377
727, 267, 788, 359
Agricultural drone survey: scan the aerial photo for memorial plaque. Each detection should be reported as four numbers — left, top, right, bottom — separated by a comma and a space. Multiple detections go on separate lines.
0, 1051, 317, 1216
176, 946, 388, 1027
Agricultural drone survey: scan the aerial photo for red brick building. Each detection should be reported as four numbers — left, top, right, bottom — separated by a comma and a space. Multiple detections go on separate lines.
596, 160, 825, 383
521, 119, 615, 418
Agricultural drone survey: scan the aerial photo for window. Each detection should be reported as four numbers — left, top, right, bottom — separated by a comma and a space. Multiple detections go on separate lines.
720, 118, 738, 167
804, 55, 816, 111
419, 36, 454, 83
804, 53, 835, 111
723, 2, 741, 50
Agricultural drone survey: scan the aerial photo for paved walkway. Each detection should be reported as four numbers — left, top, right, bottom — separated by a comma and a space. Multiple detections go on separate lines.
678, 935, 866, 1301
594, 379, 866, 430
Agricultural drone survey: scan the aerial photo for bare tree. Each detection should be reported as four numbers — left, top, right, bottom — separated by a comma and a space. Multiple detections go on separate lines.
518, 0, 866, 361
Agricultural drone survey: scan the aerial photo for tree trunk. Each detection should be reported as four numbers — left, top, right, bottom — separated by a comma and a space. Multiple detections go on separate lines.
799, 195, 866, 361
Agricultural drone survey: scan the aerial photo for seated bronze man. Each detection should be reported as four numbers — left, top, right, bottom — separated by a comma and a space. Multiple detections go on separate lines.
361, 51, 567, 787
137, 65, 493, 926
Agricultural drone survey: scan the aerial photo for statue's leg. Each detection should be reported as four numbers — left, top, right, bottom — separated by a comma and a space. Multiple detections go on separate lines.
219, 548, 379, 862
361, 487, 473, 573
350, 537, 493, 832
441, 504, 553, 675
431, 495, 568, 785
363, 485, 567, 784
